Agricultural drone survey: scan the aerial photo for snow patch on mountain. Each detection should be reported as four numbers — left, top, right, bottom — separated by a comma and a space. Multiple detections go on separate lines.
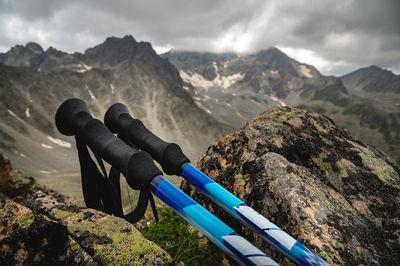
75, 64, 92, 73
271, 96, 287, 107
180, 64, 244, 91
7, 109, 25, 123
47, 136, 72, 148
7, 109, 17, 118
86, 85, 96, 99
212, 62, 244, 89
195, 101, 212, 114
299, 65, 313, 78
41, 143, 53, 149
25, 108, 30, 118
180, 71, 214, 90
39, 170, 52, 174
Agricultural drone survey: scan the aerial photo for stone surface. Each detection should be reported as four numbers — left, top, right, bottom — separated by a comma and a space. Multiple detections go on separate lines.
0, 153, 11, 190
0, 153, 173, 265
182, 106, 400, 265
24, 191, 173, 265
0, 199, 70, 265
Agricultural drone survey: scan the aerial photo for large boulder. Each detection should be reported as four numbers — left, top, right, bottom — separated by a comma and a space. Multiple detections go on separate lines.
182, 106, 400, 265
0, 153, 173, 265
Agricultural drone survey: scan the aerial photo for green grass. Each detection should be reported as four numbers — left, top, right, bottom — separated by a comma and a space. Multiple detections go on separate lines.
139, 208, 223, 265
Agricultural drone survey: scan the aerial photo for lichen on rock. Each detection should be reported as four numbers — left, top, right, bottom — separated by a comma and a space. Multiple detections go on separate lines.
0, 199, 69, 265
182, 106, 400, 265
0, 152, 173, 265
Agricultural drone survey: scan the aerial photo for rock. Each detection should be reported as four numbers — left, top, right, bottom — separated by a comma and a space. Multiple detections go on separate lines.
0, 199, 69, 265
181, 106, 400, 265
23, 191, 173, 265
0, 153, 173, 265
0, 153, 11, 190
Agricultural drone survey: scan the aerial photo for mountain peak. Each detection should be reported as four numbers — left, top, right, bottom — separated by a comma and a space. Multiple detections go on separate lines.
103, 35, 137, 45
348, 65, 395, 79
84, 35, 141, 67
45, 46, 67, 57
257, 47, 287, 57
122, 34, 136, 42
341, 64, 400, 94
26, 42, 43, 53
362, 65, 395, 75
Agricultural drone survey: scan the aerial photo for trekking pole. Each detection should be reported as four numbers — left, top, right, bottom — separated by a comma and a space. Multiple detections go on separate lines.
56, 98, 278, 266
104, 103, 329, 266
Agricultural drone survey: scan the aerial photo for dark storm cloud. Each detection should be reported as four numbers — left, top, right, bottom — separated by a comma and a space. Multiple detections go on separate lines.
268, 1, 400, 67
0, 0, 399, 75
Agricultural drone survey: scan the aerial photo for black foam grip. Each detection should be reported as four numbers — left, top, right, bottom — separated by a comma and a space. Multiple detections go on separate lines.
80, 119, 134, 171
126, 151, 162, 189
56, 98, 161, 189
120, 114, 189, 175
81, 119, 162, 189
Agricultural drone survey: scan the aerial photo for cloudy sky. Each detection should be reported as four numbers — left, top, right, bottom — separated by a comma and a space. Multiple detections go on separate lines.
0, 0, 399, 76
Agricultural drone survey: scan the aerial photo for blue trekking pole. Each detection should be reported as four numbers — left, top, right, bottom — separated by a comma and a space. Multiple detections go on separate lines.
104, 103, 329, 266
55, 98, 278, 266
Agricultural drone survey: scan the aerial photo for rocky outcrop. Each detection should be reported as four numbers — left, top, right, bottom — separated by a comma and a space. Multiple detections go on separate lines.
0, 153, 173, 265
182, 106, 400, 265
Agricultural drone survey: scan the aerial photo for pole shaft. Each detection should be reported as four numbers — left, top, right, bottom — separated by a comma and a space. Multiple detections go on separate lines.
181, 164, 328, 266
150, 175, 278, 266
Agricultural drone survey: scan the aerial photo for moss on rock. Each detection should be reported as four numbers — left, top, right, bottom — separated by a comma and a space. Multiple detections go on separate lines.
16, 212, 34, 228
33, 194, 173, 265
348, 140, 398, 185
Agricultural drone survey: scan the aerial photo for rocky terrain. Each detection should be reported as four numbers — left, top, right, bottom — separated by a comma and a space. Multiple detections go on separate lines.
1, 105, 399, 265
0, 153, 173, 265
182, 106, 400, 265
164, 50, 400, 162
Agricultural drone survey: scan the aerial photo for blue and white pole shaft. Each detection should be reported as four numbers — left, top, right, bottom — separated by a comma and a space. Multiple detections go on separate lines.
150, 175, 278, 266
104, 103, 329, 265
182, 163, 329, 266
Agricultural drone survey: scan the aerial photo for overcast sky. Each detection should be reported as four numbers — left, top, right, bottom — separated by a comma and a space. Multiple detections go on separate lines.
0, 0, 399, 76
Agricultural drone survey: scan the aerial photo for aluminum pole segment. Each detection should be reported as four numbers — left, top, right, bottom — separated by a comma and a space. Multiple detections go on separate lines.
181, 163, 329, 266
150, 175, 279, 266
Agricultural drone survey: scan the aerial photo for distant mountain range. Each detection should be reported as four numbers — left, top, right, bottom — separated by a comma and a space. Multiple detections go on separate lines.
0, 35, 398, 187
0, 36, 231, 197
163, 49, 400, 162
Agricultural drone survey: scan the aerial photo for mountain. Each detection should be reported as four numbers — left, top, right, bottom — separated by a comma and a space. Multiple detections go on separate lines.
1, 35, 399, 190
162, 48, 342, 126
0, 36, 232, 196
163, 49, 400, 162
342, 65, 400, 94
341, 65, 400, 112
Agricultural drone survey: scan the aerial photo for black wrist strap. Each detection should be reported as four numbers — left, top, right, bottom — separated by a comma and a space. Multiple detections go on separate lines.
76, 136, 105, 211
75, 136, 159, 224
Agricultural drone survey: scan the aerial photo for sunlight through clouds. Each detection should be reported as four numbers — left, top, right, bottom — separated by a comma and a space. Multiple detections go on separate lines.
278, 46, 357, 76
213, 27, 252, 53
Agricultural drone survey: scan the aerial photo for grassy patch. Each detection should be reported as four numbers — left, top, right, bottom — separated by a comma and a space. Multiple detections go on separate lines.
140, 208, 222, 265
